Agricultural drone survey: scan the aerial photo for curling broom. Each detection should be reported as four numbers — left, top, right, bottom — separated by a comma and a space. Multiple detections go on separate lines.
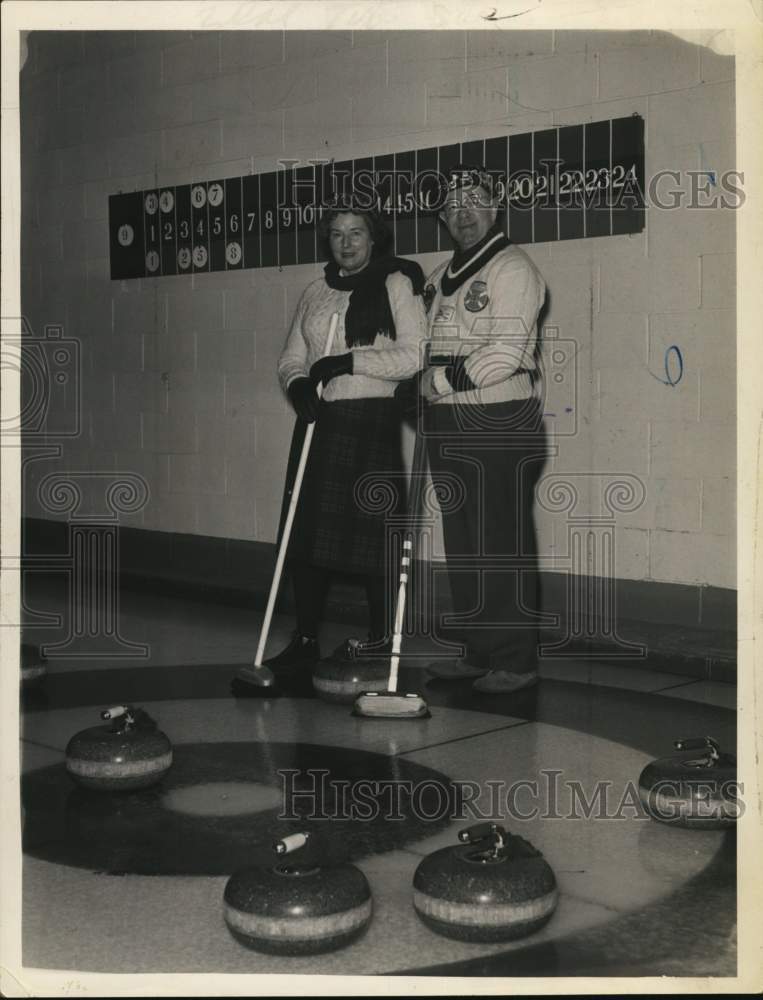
233, 311, 340, 692
353, 424, 430, 719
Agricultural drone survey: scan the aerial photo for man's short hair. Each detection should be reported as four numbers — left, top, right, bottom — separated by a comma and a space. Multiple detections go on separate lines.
445, 163, 494, 200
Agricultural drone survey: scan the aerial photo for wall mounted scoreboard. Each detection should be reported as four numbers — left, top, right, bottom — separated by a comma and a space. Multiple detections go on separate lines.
109, 115, 644, 280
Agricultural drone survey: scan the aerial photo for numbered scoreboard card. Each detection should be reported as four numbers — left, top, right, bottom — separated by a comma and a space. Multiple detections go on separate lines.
143, 190, 160, 277
295, 164, 317, 264
207, 180, 226, 272
415, 146, 439, 254
109, 115, 645, 280
508, 132, 533, 245
175, 185, 193, 273
611, 115, 645, 235
224, 177, 243, 269
190, 183, 209, 272
241, 174, 260, 269
259, 172, 278, 269
391, 152, 416, 255
109, 192, 144, 279
558, 126, 585, 240
276, 168, 296, 267
159, 188, 177, 276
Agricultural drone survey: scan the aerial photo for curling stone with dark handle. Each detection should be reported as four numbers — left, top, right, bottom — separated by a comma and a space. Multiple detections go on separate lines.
65, 705, 173, 791
638, 736, 738, 829
223, 832, 373, 954
413, 822, 558, 942
312, 640, 389, 704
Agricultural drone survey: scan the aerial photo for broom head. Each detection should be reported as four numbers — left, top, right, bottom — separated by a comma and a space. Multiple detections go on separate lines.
352, 690, 430, 719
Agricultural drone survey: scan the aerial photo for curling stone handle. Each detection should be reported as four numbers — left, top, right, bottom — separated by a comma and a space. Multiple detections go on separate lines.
101, 706, 129, 720
459, 822, 506, 845
274, 832, 310, 856
674, 736, 720, 759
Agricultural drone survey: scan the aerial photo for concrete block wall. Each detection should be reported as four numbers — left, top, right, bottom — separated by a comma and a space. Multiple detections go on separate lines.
19, 28, 736, 590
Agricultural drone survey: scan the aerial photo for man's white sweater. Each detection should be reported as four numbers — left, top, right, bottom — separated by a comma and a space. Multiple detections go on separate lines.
425, 241, 546, 406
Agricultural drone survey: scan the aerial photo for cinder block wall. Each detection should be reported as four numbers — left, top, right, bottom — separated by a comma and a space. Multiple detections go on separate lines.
19, 29, 736, 590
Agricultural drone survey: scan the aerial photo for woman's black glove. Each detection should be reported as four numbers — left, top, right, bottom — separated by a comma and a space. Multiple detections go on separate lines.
310, 352, 353, 387
443, 356, 478, 393
394, 370, 427, 415
287, 377, 320, 423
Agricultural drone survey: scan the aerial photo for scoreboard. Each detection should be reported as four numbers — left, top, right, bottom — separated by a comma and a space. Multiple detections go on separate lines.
109, 115, 644, 280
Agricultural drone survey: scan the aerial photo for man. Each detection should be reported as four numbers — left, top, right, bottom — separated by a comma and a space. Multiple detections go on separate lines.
413, 163, 547, 694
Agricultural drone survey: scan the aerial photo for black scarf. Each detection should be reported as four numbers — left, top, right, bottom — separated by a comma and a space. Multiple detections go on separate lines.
441, 223, 510, 297
324, 256, 426, 348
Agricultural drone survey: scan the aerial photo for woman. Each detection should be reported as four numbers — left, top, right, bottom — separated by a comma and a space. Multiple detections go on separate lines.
266, 201, 427, 670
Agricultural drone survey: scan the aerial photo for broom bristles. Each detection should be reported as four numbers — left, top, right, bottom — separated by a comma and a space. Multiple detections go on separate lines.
353, 691, 429, 719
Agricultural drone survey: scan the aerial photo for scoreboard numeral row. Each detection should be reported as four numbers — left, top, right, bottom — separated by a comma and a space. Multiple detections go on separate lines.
109, 116, 644, 280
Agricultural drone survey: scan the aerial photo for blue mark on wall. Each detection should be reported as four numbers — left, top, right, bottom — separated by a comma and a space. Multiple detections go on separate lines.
650, 345, 684, 387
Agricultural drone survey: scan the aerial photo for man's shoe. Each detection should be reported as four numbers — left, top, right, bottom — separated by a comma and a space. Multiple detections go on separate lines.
472, 670, 538, 694
263, 633, 320, 669
425, 658, 488, 680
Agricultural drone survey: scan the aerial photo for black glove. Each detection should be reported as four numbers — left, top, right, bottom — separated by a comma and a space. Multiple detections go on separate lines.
287, 377, 320, 423
444, 356, 478, 393
310, 352, 353, 387
394, 370, 427, 416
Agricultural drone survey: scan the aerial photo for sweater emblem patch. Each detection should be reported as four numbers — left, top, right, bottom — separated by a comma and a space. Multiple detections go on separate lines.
464, 280, 489, 312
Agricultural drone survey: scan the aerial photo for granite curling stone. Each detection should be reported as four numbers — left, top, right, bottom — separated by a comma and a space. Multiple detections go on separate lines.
413, 822, 558, 942
20, 643, 47, 686
223, 832, 373, 954
312, 638, 389, 705
638, 736, 738, 829
65, 705, 173, 791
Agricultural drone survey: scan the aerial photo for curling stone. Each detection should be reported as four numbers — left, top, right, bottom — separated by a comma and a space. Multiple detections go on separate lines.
638, 736, 738, 829
223, 831, 373, 954
312, 639, 389, 704
65, 705, 173, 792
413, 822, 558, 942
20, 643, 47, 686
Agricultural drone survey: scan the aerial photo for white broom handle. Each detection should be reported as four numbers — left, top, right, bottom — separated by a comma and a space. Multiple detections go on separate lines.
387, 537, 412, 693
254, 311, 341, 667
387, 429, 428, 692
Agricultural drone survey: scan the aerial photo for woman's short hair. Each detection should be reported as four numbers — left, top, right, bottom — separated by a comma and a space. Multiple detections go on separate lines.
318, 202, 393, 259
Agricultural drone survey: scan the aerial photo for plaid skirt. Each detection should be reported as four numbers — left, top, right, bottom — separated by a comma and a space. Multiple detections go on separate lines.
279, 398, 405, 575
